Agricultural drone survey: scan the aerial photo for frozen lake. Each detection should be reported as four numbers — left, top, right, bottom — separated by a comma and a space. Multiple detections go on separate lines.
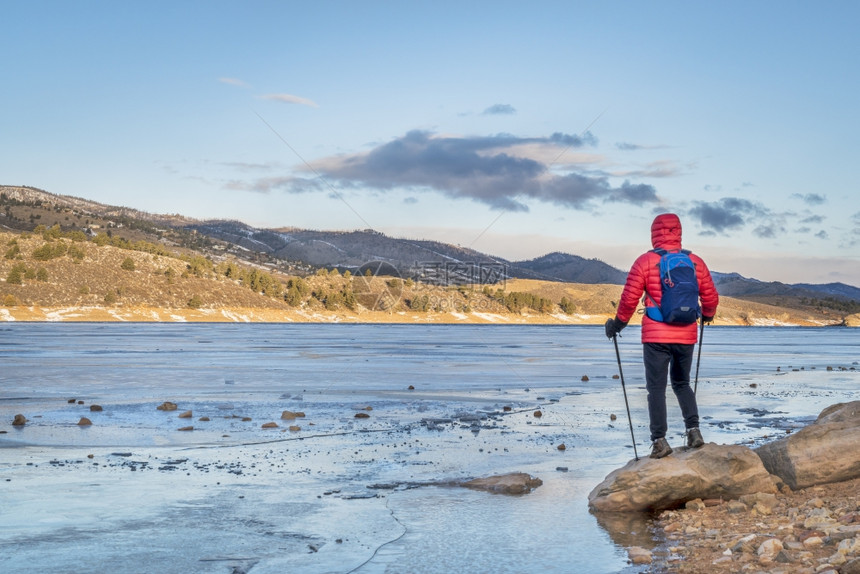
1, 324, 858, 573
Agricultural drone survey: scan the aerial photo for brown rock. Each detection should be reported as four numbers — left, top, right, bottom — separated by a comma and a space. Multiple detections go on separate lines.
354, 412, 370, 419
177, 426, 194, 431
727, 500, 748, 513
627, 546, 652, 565
460, 472, 543, 495
756, 400, 860, 490
198, 416, 210, 422
798, 529, 826, 542
178, 410, 192, 419
241, 417, 252, 422
408, 385, 415, 390
67, 398, 77, 404
588, 443, 777, 512
77, 400, 84, 405
731, 534, 758, 554
280, 410, 306, 420
77, 417, 92, 426
581, 375, 589, 382
842, 557, 860, 574
261, 422, 278, 429
533, 410, 543, 418
757, 537, 783, 558
12, 414, 27, 426
157, 401, 178, 411
289, 425, 301, 432
503, 406, 512, 412
89, 404, 103, 412
557, 443, 566, 451
739, 492, 778, 515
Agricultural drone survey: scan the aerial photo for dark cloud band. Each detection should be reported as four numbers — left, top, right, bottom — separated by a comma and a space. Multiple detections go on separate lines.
304, 130, 657, 212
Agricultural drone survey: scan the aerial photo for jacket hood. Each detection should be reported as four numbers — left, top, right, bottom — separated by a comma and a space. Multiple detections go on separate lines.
650, 213, 682, 251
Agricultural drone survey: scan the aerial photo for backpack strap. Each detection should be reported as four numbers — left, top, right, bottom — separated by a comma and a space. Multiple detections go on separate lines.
643, 249, 664, 320
644, 291, 663, 321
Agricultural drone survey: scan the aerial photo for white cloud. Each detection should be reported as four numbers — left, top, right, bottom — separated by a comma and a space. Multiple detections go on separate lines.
218, 77, 250, 88
258, 93, 319, 108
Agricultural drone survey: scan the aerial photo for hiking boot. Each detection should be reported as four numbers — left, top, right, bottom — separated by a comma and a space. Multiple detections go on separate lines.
686, 427, 705, 449
649, 437, 672, 459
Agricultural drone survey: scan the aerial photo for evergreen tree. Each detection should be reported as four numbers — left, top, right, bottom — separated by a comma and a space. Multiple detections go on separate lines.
6, 263, 26, 285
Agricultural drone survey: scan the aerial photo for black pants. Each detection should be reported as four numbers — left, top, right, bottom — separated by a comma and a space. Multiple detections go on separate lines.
643, 342, 699, 442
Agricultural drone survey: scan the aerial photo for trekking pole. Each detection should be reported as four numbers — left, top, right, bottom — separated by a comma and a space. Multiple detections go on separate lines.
693, 320, 705, 395
612, 335, 639, 461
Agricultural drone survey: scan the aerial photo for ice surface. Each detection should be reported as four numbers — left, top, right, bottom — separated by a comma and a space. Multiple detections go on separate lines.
1, 324, 858, 573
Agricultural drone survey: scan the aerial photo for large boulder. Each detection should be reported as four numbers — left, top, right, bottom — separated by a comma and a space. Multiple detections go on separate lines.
588, 443, 777, 512
755, 401, 860, 490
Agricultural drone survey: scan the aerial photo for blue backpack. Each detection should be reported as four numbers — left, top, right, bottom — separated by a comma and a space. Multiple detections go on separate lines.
645, 248, 701, 325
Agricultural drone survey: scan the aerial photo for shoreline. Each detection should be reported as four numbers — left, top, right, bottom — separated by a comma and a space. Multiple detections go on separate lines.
0, 305, 851, 326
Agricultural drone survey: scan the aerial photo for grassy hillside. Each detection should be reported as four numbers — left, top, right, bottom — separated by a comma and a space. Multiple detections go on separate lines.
0, 228, 849, 326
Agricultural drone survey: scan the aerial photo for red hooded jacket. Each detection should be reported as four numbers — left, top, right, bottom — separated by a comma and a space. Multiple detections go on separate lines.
615, 213, 719, 344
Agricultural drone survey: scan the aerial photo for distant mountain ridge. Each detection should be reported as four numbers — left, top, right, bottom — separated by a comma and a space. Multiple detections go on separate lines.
189, 220, 521, 284
2, 185, 858, 303
0, 185, 195, 226
510, 252, 627, 284
710, 271, 860, 302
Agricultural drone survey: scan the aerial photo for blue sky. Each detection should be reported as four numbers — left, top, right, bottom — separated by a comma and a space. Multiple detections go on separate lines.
3, 1, 859, 286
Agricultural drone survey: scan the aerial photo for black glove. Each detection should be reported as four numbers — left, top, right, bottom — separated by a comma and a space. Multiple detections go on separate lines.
702, 315, 714, 324
604, 317, 627, 339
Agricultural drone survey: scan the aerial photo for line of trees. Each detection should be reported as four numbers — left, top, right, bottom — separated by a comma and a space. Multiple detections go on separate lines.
800, 296, 860, 315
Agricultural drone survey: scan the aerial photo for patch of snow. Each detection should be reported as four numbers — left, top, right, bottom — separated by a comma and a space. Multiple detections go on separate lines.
470, 312, 508, 323
44, 308, 84, 321
221, 310, 250, 322
750, 318, 800, 327
108, 310, 129, 322
311, 239, 346, 253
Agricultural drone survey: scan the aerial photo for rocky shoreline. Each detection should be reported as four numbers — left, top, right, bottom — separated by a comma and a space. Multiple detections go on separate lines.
594, 400, 860, 573
647, 476, 860, 573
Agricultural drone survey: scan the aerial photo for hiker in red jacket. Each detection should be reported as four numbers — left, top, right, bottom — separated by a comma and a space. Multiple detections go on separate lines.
605, 213, 719, 459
